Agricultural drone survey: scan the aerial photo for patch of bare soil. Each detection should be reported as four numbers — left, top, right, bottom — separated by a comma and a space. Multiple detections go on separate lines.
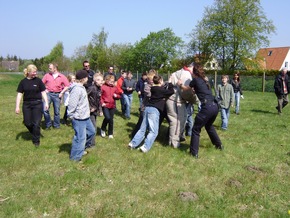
226, 178, 243, 188
178, 192, 199, 201
245, 165, 263, 173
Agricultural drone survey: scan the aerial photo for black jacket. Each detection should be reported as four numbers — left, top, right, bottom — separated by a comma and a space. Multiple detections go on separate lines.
274, 72, 289, 96
87, 84, 102, 116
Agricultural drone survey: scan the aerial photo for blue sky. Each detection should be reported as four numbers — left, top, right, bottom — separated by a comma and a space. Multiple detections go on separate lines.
0, 0, 289, 59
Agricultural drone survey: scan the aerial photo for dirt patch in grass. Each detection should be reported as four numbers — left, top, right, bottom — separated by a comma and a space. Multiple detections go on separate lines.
178, 192, 199, 201
245, 165, 263, 173
226, 178, 243, 188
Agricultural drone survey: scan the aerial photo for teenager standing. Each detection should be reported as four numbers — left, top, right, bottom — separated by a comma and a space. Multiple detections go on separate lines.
67, 70, 95, 161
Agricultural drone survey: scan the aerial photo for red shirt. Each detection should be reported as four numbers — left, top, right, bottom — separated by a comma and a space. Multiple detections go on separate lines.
101, 83, 121, 109
116, 77, 124, 94
42, 72, 70, 92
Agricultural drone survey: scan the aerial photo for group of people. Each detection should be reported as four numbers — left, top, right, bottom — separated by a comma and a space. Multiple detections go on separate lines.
16, 60, 248, 161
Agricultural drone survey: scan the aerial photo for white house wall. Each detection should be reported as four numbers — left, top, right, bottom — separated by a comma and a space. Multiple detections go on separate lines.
280, 49, 290, 70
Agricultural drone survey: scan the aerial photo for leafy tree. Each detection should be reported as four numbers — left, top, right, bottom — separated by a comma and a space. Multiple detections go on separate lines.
71, 45, 88, 71
107, 43, 134, 72
189, 0, 275, 71
33, 57, 45, 70
89, 27, 109, 72
43, 41, 65, 70
132, 28, 183, 74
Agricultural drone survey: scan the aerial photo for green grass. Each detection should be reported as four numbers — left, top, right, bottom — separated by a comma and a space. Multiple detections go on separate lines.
0, 74, 289, 217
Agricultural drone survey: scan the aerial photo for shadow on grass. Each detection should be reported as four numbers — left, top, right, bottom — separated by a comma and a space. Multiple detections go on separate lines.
16, 131, 32, 141
59, 143, 71, 154
178, 143, 190, 152
41, 120, 47, 130
251, 109, 275, 114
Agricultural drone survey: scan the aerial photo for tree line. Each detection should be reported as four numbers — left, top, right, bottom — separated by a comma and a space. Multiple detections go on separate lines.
2, 0, 276, 75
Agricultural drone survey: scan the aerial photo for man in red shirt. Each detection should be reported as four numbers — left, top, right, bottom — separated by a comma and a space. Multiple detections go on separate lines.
116, 70, 127, 116
42, 63, 70, 129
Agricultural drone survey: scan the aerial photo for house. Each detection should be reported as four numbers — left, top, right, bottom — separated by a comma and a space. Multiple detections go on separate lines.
194, 53, 220, 70
1, 60, 19, 71
256, 46, 290, 71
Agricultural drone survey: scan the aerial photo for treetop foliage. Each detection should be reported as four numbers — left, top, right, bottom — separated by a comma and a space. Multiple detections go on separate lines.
2, 2, 277, 75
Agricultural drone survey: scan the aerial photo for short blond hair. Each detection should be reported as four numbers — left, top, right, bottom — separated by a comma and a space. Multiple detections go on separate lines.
93, 71, 103, 80
23, 64, 37, 77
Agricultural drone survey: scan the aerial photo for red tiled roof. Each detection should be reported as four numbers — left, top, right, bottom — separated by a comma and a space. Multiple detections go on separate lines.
256, 47, 290, 70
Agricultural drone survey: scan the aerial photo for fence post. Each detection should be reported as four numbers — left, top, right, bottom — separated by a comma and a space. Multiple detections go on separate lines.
214, 71, 217, 89
262, 72, 265, 92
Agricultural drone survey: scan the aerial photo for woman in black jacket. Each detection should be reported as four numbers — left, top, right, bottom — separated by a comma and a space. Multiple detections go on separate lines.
178, 63, 222, 158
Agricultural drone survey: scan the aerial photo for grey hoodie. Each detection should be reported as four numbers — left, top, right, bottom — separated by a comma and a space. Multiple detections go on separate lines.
67, 83, 90, 120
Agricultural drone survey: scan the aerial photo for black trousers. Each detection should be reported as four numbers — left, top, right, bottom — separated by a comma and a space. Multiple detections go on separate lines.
22, 100, 43, 144
101, 107, 116, 135
190, 102, 221, 155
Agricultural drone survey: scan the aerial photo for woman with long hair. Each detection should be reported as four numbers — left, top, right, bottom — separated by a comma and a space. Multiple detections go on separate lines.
178, 63, 222, 158
231, 72, 243, 115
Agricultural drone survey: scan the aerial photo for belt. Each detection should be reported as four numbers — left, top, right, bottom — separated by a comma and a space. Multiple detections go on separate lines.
201, 99, 214, 105
50, 92, 61, 94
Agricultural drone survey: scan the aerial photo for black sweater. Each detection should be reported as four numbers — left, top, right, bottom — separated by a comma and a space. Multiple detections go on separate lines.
147, 83, 174, 112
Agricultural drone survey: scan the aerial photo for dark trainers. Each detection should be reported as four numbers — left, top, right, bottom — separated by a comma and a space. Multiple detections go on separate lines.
215, 144, 224, 150
33, 142, 40, 147
190, 153, 198, 159
276, 106, 281, 113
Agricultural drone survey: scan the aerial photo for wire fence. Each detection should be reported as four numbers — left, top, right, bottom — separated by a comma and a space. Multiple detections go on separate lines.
1, 71, 276, 93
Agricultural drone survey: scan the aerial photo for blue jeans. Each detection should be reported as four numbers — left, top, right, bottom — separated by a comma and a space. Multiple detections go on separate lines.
70, 118, 95, 161
123, 93, 133, 118
130, 107, 160, 151
43, 92, 61, 128
234, 91, 240, 114
120, 94, 126, 115
185, 103, 194, 136
139, 97, 143, 110
221, 107, 230, 130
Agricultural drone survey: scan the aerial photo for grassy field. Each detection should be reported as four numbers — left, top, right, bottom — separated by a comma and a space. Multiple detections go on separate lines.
0, 74, 289, 217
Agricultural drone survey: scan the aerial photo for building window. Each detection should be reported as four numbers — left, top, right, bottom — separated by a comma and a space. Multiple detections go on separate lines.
285, 62, 288, 68
268, 51, 272, 56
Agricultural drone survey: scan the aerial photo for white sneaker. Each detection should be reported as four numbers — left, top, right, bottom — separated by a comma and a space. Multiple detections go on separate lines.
128, 142, 134, 149
139, 145, 148, 153
101, 130, 106, 137
108, 135, 114, 139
